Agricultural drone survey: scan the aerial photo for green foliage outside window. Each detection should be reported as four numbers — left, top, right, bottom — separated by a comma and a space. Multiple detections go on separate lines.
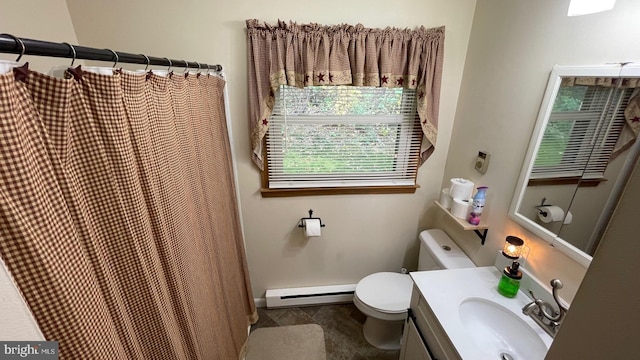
535, 86, 587, 167
273, 86, 409, 174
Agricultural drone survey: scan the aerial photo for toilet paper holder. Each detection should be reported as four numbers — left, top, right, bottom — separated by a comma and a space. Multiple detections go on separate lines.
298, 209, 326, 229
535, 198, 553, 216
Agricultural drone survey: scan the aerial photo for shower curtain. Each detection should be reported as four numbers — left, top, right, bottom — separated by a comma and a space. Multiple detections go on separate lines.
0, 62, 256, 359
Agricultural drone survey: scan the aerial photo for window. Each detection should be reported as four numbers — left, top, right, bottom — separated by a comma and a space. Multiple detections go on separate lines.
531, 85, 634, 181
262, 85, 422, 196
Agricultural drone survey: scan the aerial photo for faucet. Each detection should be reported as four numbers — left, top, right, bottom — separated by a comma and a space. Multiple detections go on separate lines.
522, 279, 568, 338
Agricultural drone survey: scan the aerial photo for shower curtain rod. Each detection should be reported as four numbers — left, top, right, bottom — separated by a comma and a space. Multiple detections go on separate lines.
0, 34, 222, 72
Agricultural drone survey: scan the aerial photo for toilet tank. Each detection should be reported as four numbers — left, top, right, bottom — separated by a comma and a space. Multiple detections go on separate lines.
417, 229, 475, 271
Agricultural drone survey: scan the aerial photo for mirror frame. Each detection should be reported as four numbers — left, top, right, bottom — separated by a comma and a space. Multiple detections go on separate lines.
509, 64, 640, 267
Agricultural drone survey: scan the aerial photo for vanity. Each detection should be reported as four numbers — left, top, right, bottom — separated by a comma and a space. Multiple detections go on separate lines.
399, 267, 553, 360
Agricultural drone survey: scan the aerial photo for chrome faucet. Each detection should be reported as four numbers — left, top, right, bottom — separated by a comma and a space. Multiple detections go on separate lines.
522, 279, 568, 338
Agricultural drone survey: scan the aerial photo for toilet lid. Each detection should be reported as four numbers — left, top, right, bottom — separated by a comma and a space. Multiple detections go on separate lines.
355, 272, 413, 313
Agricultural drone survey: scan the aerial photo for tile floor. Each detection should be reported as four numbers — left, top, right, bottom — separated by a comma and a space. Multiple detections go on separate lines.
251, 304, 400, 360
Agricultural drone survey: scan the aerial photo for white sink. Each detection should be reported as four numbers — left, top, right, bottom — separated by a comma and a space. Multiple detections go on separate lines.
459, 297, 548, 360
410, 267, 554, 360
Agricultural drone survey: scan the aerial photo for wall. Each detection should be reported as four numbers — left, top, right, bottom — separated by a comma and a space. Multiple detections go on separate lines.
64, 0, 478, 299
0, 0, 80, 72
0, 0, 80, 340
546, 155, 640, 359
443, 0, 640, 302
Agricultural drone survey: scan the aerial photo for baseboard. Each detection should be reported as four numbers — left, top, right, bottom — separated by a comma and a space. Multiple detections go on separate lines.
254, 297, 266, 308
265, 284, 356, 308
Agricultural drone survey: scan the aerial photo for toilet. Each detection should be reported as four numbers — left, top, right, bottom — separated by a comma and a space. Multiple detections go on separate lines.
353, 229, 476, 350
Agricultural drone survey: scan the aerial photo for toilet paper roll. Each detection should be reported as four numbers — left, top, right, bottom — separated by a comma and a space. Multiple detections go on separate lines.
538, 206, 565, 223
563, 210, 573, 225
450, 198, 472, 219
439, 188, 453, 209
449, 178, 475, 200
304, 219, 322, 237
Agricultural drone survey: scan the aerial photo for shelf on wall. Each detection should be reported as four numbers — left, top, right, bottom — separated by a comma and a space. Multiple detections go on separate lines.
434, 200, 489, 245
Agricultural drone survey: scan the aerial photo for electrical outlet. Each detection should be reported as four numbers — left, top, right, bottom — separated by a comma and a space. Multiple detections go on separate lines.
474, 151, 490, 174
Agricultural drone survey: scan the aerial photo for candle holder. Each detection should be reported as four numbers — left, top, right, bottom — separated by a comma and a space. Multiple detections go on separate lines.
502, 236, 525, 259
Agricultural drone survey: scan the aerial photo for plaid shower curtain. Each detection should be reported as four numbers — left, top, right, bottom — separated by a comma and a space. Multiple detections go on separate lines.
0, 66, 256, 359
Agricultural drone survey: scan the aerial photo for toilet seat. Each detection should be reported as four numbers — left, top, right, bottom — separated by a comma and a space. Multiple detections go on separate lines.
354, 272, 413, 320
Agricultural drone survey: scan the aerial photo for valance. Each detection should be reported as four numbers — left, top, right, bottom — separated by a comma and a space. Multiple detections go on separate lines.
246, 19, 445, 170
561, 76, 640, 88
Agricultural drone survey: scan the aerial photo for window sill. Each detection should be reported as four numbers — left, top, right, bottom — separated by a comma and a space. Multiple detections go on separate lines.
527, 177, 606, 187
260, 185, 419, 197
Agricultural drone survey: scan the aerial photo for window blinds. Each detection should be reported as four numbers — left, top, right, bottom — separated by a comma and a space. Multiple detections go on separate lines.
266, 85, 422, 188
532, 86, 633, 179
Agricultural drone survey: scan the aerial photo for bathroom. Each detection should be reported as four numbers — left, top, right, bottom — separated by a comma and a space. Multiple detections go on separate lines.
1, 0, 639, 359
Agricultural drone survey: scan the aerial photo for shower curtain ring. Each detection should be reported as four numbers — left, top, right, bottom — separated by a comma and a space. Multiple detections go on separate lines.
164, 57, 172, 72
62, 42, 77, 66
105, 49, 119, 68
182, 59, 189, 73
1, 34, 26, 62
140, 54, 150, 71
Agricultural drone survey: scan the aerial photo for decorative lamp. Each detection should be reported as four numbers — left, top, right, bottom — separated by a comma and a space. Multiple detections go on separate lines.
502, 236, 525, 259
568, 0, 616, 16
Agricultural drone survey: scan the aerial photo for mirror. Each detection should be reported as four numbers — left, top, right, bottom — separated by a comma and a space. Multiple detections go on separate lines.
510, 64, 640, 266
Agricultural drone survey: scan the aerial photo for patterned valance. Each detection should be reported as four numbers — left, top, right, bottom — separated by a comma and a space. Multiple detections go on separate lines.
561, 76, 640, 88
246, 19, 445, 170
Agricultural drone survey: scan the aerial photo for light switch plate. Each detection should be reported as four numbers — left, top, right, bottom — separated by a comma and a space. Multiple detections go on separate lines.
474, 151, 490, 174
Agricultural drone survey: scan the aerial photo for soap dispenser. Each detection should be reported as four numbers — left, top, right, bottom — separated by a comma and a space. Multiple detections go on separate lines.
498, 261, 522, 298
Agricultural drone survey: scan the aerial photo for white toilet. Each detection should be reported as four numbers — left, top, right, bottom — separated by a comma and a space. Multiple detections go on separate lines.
353, 229, 476, 350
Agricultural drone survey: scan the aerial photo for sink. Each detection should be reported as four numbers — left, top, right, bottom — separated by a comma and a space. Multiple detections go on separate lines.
459, 297, 548, 360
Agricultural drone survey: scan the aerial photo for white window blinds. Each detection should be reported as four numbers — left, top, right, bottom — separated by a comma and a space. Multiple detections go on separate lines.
266, 85, 422, 189
532, 85, 633, 179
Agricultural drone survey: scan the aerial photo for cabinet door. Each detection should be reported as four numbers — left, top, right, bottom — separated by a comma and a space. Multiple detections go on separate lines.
400, 317, 433, 360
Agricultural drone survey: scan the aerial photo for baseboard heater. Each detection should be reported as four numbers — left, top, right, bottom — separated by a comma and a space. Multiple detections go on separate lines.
265, 284, 356, 308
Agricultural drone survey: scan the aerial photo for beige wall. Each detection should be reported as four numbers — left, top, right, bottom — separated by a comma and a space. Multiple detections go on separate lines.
0, 0, 80, 340
0, 0, 80, 72
546, 156, 640, 359
64, 0, 478, 299
443, 0, 640, 303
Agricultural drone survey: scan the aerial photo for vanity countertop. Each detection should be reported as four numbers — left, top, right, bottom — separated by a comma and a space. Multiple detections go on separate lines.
410, 266, 554, 360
